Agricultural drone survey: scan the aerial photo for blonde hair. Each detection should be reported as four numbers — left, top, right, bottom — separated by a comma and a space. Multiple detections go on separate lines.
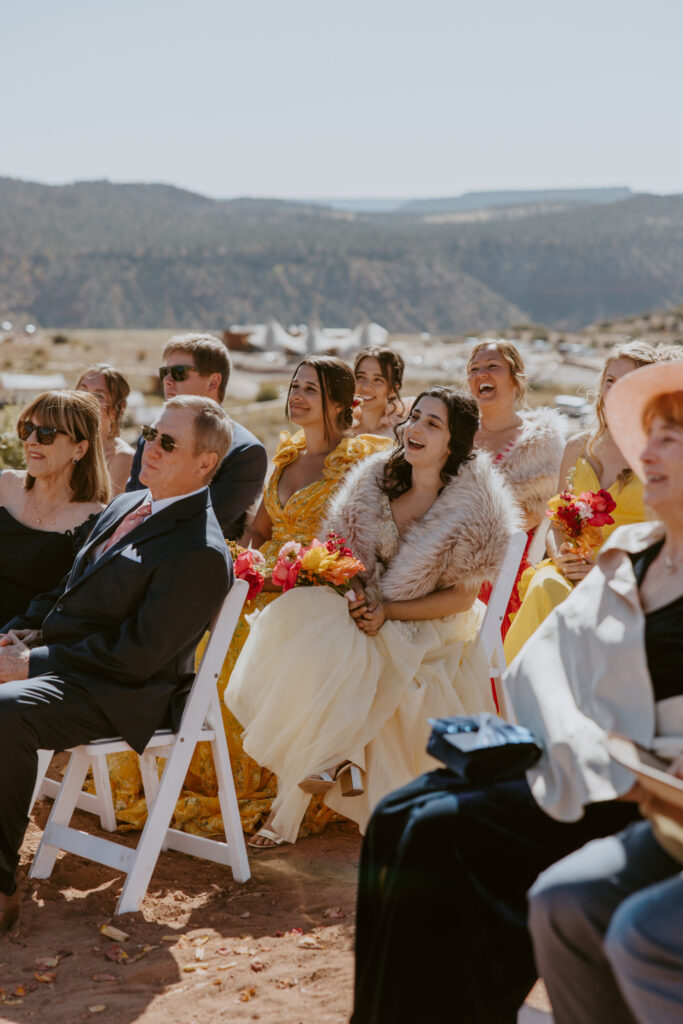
587, 340, 659, 485
466, 340, 527, 406
19, 390, 111, 502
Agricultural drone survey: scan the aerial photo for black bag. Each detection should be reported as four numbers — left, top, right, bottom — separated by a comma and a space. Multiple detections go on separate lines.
427, 713, 542, 784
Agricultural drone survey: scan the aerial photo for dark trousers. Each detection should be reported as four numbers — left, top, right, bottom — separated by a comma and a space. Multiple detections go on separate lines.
352, 769, 640, 1024
0, 676, 115, 895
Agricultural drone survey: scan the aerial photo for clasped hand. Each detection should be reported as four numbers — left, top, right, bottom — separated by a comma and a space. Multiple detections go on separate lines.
347, 592, 386, 636
0, 629, 34, 683
552, 542, 595, 582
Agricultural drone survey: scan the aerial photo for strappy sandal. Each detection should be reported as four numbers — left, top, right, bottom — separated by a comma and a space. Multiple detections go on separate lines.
298, 770, 335, 794
247, 826, 288, 851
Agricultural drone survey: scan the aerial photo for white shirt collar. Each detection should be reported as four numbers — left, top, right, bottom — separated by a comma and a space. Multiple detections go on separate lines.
141, 486, 208, 516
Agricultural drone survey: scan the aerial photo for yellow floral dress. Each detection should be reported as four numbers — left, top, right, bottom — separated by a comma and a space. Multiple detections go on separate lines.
503, 457, 647, 663
105, 429, 391, 836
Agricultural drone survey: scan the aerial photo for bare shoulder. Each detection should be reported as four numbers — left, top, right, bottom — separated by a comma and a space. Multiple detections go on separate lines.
563, 431, 589, 460
0, 468, 25, 499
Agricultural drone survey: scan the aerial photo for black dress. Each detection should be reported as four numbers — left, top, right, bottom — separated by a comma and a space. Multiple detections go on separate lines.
0, 506, 97, 626
351, 543, 682, 1024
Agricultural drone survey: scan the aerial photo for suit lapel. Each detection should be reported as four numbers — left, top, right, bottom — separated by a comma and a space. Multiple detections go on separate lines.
63, 489, 210, 594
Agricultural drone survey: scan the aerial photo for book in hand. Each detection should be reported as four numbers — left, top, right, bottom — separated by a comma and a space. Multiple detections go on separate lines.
607, 732, 683, 810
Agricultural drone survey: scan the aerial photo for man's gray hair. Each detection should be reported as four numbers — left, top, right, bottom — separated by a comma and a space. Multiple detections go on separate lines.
165, 395, 233, 479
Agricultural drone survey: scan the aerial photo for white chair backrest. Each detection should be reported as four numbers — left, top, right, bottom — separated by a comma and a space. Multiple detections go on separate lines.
177, 578, 249, 734
478, 530, 528, 663
526, 517, 550, 566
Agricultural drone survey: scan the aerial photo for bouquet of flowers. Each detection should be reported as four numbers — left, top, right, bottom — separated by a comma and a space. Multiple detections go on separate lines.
546, 488, 617, 559
227, 541, 267, 601
271, 531, 366, 594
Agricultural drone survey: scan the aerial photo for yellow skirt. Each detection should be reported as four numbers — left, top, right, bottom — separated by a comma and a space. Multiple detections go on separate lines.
503, 559, 572, 664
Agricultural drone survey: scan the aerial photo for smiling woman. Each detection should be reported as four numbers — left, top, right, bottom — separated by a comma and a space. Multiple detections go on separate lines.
0, 391, 108, 624
224, 386, 518, 849
77, 363, 135, 495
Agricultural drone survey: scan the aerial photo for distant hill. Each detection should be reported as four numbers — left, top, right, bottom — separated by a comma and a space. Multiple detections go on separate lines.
1, 178, 683, 331
399, 187, 633, 215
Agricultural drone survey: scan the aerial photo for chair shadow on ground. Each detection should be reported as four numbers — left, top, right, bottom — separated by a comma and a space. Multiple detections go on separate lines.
1, 799, 361, 1024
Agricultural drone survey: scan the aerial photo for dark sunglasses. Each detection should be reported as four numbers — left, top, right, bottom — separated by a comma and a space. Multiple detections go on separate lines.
141, 424, 179, 453
17, 421, 61, 445
158, 364, 197, 383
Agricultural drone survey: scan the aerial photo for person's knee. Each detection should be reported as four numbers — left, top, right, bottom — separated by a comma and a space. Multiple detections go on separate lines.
528, 870, 590, 948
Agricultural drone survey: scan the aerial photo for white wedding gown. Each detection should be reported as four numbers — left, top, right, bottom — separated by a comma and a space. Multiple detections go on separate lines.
225, 500, 494, 842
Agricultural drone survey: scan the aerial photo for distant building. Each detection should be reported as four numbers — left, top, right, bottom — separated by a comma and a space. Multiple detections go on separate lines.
223, 318, 388, 357
0, 372, 68, 405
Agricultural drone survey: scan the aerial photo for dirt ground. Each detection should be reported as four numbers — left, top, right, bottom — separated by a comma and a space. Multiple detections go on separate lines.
1, 803, 553, 1023
1, 804, 360, 1024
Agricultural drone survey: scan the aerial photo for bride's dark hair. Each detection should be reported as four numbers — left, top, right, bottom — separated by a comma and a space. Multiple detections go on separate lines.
379, 386, 480, 500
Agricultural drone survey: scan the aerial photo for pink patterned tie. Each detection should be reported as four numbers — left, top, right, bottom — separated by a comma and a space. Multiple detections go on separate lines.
98, 500, 152, 557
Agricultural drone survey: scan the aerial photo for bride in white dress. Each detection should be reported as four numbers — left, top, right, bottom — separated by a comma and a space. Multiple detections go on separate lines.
226, 387, 519, 847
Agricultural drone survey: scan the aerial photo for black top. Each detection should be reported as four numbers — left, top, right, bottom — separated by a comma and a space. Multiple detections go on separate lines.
0, 505, 97, 625
631, 539, 683, 703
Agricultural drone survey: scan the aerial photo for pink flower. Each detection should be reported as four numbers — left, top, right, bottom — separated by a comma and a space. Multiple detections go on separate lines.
272, 541, 302, 592
232, 548, 266, 601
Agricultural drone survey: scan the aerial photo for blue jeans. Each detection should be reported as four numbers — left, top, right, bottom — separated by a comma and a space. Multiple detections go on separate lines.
529, 819, 683, 1023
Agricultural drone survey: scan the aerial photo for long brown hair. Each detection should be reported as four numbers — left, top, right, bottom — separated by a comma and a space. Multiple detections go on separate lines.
77, 363, 131, 438
380, 386, 479, 500
286, 356, 355, 442
19, 390, 111, 502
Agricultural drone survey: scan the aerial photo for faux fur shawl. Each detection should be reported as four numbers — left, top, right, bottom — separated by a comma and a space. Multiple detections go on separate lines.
493, 407, 565, 522
324, 450, 520, 602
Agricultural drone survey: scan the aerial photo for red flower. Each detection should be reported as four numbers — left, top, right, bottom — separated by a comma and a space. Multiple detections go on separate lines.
579, 488, 617, 527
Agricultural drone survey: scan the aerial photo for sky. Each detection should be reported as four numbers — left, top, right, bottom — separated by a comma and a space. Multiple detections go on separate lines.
4, 0, 683, 200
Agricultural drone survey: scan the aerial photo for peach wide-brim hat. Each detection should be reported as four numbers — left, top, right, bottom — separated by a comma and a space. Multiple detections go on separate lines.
605, 360, 683, 480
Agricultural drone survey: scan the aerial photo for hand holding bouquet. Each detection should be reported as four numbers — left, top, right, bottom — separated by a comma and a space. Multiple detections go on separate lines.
546, 488, 617, 560
227, 542, 267, 601
271, 531, 366, 595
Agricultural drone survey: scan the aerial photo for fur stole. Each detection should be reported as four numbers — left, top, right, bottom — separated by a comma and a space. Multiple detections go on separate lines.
324, 449, 520, 601
494, 407, 565, 522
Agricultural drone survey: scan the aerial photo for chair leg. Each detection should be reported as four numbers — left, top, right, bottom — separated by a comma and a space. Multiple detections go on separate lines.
210, 692, 250, 883
30, 749, 54, 814
29, 750, 91, 879
139, 750, 171, 850
90, 754, 117, 832
115, 734, 202, 914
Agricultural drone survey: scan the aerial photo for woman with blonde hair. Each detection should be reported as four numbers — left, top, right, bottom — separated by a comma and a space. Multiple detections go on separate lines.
466, 339, 565, 636
504, 339, 658, 661
0, 390, 108, 622
77, 363, 134, 494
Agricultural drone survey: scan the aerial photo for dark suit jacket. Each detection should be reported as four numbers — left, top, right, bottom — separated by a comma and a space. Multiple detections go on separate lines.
126, 420, 267, 540
3, 489, 231, 753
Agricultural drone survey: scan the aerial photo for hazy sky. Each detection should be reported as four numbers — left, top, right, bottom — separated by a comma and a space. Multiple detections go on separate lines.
5, 0, 682, 199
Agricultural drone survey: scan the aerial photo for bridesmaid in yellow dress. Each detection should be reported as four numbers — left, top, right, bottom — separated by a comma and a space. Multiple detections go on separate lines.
108, 356, 391, 837
504, 341, 658, 663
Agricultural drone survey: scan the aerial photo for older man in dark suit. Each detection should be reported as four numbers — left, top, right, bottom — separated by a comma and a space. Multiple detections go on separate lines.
0, 395, 233, 934
126, 332, 267, 539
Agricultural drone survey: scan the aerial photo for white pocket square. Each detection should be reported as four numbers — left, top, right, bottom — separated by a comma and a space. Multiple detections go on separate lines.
120, 544, 143, 563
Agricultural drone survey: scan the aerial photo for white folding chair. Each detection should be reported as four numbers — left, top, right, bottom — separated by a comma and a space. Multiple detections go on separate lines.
478, 530, 528, 718
29, 579, 250, 914
30, 749, 118, 831
526, 517, 550, 567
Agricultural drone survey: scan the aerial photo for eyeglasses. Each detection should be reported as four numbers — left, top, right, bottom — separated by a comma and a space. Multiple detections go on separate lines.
141, 424, 179, 453
159, 364, 198, 383
17, 421, 61, 445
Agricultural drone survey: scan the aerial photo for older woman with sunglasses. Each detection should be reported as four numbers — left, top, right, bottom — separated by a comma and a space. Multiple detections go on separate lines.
0, 391, 109, 623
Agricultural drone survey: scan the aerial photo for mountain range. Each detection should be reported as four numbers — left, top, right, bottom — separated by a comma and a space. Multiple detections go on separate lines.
1, 178, 683, 332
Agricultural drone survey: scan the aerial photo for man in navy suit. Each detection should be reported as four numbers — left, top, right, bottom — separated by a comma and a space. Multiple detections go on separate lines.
0, 396, 232, 934
127, 332, 267, 539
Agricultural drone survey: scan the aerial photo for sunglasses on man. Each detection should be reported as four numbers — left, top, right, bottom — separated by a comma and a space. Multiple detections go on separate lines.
141, 424, 179, 453
158, 364, 198, 383
17, 421, 61, 445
